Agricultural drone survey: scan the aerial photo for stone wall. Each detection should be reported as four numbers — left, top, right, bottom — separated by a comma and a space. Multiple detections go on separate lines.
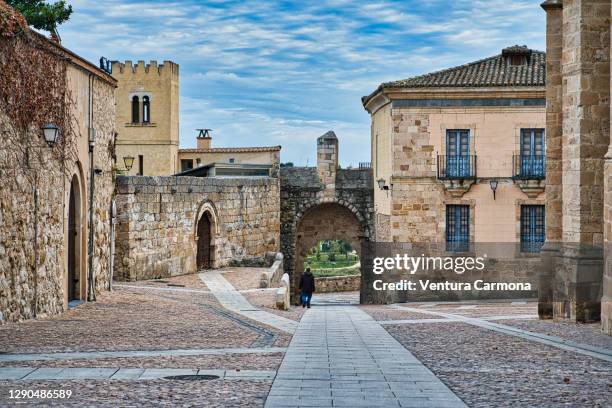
114, 176, 280, 281
0, 26, 116, 323
541, 0, 610, 324
315, 275, 360, 293
280, 165, 374, 301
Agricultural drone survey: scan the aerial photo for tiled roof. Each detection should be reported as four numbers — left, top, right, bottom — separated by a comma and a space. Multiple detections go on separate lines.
179, 146, 281, 153
363, 46, 545, 105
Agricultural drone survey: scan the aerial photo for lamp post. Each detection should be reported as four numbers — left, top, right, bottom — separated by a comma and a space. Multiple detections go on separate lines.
377, 178, 387, 190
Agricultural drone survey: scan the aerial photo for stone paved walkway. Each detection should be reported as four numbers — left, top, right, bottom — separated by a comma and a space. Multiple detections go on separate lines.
265, 306, 466, 408
0, 367, 275, 381
0, 347, 286, 363
200, 271, 298, 334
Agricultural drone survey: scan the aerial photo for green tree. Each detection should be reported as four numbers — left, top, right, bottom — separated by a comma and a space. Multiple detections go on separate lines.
7, 0, 72, 40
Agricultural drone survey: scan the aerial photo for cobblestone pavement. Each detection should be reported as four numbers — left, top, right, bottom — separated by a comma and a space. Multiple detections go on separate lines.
370, 301, 612, 408
222, 267, 270, 290
0, 379, 271, 407
0, 286, 291, 353
386, 322, 611, 408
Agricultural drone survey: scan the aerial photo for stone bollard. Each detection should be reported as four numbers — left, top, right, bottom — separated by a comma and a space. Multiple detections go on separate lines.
276, 273, 290, 310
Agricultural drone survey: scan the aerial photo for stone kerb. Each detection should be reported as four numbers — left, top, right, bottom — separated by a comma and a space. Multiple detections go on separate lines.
260, 252, 284, 288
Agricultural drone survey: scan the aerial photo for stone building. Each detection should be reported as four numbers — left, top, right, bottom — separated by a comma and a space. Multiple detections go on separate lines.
540, 0, 610, 333
0, 5, 116, 322
177, 132, 280, 173
112, 60, 180, 176
362, 46, 547, 301
111, 60, 282, 176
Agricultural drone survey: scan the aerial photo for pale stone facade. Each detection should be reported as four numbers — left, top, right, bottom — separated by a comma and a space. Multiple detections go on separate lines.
364, 47, 546, 245
540, 0, 611, 332
362, 47, 547, 302
112, 60, 179, 176
111, 61, 281, 176
114, 176, 280, 281
178, 143, 280, 173
0, 15, 116, 323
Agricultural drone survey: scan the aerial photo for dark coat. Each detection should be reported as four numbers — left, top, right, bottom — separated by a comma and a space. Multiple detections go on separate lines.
299, 272, 316, 294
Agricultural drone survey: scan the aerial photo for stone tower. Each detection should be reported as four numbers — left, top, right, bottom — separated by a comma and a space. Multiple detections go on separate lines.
317, 131, 338, 196
111, 60, 180, 176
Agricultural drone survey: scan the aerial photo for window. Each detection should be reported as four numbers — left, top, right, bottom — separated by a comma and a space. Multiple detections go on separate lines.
181, 159, 194, 172
138, 155, 144, 175
521, 205, 545, 253
446, 130, 470, 178
229, 158, 235, 164
131, 96, 140, 123
142, 96, 150, 123
446, 205, 470, 252
520, 129, 545, 178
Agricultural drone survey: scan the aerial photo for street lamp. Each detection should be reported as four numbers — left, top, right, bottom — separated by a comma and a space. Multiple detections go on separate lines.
489, 179, 498, 200
41, 123, 59, 147
123, 155, 135, 171
377, 178, 387, 190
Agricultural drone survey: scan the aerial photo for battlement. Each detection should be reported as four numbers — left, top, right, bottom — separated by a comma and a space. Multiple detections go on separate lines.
111, 60, 179, 77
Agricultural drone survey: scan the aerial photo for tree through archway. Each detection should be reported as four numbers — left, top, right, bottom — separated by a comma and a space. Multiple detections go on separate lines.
294, 203, 364, 302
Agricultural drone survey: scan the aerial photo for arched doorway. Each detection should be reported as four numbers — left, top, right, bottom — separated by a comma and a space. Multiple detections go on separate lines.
67, 176, 81, 301
294, 203, 364, 302
196, 212, 212, 270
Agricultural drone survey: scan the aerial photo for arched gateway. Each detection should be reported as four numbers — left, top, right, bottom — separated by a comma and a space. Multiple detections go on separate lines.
293, 202, 366, 302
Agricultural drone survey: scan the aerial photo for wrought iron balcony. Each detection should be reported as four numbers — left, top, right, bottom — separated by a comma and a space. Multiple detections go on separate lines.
513, 155, 545, 179
437, 155, 477, 180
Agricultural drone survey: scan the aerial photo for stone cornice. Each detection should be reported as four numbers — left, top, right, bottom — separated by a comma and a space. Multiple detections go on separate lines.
541, 0, 562, 11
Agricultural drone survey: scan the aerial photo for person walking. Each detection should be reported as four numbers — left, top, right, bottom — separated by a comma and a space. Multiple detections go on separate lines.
299, 268, 315, 308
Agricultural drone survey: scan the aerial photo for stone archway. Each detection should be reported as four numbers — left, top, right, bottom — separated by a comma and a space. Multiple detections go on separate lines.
196, 212, 212, 270
66, 173, 85, 303
293, 202, 365, 302
194, 200, 220, 271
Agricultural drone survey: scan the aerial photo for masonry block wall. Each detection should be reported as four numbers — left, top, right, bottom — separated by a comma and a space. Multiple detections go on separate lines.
0, 22, 116, 323
280, 166, 375, 301
542, 0, 610, 325
114, 176, 280, 281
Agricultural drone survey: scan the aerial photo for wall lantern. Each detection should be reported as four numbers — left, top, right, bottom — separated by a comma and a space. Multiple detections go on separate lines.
489, 179, 499, 200
41, 123, 59, 147
123, 155, 135, 171
377, 178, 389, 190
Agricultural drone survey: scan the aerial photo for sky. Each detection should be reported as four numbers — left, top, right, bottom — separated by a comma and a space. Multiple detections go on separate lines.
58, 0, 545, 166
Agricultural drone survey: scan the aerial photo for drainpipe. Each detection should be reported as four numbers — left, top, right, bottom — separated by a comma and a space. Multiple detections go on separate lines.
109, 200, 116, 291
87, 74, 96, 301
32, 180, 39, 318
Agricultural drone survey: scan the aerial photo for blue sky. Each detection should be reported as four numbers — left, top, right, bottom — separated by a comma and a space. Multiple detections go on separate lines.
60, 0, 545, 166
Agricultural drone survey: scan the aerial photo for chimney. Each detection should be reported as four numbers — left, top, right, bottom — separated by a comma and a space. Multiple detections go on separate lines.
196, 129, 212, 149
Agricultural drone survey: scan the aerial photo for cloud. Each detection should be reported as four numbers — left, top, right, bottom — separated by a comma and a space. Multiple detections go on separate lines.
59, 0, 545, 165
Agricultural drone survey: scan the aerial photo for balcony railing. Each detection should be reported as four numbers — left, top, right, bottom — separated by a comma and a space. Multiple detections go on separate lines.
437, 155, 477, 180
513, 155, 545, 179
358, 162, 371, 169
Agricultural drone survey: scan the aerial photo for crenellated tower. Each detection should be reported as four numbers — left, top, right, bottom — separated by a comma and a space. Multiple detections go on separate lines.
111, 60, 180, 176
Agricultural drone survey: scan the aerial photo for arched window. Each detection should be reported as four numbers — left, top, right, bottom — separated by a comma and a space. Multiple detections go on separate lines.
131, 96, 140, 123
142, 96, 150, 123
